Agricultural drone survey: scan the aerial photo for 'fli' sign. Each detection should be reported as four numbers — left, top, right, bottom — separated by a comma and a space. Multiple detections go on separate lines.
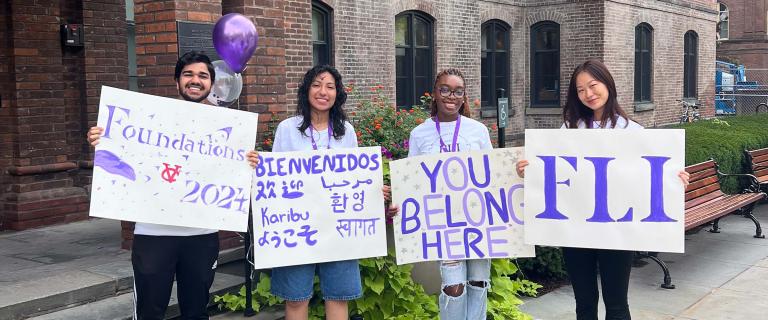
524, 129, 685, 253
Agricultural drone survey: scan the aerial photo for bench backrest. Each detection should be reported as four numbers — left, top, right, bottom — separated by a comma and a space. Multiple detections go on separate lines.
685, 160, 724, 210
746, 147, 768, 180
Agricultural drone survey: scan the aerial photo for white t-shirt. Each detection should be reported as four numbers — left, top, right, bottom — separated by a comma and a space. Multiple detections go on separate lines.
272, 116, 358, 151
408, 116, 493, 157
134, 222, 217, 236
562, 116, 643, 129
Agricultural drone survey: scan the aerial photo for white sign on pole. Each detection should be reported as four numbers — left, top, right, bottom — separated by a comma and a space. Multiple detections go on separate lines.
89, 86, 258, 232
524, 129, 685, 253
391, 148, 535, 265
251, 147, 387, 269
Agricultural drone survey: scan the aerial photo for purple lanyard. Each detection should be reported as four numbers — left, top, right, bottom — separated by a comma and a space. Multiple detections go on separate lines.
310, 123, 333, 150
434, 115, 461, 153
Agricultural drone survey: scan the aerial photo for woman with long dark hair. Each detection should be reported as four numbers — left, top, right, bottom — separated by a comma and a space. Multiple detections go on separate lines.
268, 65, 360, 320
517, 59, 689, 320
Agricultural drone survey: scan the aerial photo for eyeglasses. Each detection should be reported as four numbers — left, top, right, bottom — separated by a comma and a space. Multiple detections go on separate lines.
437, 86, 465, 98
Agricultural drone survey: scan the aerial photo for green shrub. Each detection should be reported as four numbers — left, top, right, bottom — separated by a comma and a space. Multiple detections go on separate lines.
515, 246, 568, 280
670, 114, 768, 193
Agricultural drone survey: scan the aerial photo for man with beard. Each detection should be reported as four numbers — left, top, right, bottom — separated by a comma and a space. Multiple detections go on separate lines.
87, 51, 221, 319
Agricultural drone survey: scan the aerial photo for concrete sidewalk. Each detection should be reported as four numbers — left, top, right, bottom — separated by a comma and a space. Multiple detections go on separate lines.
0, 219, 246, 320
3, 205, 767, 319
521, 203, 768, 320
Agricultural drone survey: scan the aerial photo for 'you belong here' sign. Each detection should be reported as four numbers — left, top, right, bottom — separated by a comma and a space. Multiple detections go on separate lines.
524, 129, 686, 253
391, 148, 535, 265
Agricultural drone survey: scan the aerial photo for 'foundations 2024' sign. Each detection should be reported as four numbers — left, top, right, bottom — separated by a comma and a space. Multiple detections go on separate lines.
89, 86, 258, 232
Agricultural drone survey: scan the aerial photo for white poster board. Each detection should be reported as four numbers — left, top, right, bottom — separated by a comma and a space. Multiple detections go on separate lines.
89, 86, 258, 232
251, 147, 387, 269
391, 148, 535, 265
524, 129, 685, 253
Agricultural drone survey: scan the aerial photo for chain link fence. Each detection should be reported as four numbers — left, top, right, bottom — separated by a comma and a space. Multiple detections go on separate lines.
716, 67, 768, 116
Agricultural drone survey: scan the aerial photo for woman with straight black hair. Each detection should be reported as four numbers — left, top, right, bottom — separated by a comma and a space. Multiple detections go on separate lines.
517, 59, 689, 320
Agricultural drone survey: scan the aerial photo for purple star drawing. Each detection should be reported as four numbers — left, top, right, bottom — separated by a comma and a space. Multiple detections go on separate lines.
94, 149, 136, 181
216, 127, 233, 140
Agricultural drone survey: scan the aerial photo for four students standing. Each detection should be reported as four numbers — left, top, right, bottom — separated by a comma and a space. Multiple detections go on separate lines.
88, 52, 690, 320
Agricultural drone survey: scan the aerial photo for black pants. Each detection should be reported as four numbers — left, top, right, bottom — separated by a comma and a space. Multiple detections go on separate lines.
131, 233, 219, 320
562, 247, 633, 320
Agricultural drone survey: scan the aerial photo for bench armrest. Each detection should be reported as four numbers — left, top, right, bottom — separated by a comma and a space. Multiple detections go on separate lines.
717, 171, 761, 193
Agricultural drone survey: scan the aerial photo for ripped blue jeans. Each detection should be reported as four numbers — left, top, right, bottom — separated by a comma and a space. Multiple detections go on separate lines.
439, 259, 491, 320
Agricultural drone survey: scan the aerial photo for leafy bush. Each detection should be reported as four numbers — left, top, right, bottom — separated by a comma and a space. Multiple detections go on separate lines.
349, 247, 440, 319
670, 114, 768, 193
515, 246, 568, 280
349, 84, 431, 161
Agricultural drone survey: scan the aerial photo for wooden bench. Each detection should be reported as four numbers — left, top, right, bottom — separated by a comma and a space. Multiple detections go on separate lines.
745, 147, 768, 194
642, 159, 766, 289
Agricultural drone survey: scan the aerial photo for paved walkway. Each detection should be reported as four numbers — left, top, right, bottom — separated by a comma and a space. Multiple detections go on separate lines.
2, 204, 767, 319
521, 203, 768, 320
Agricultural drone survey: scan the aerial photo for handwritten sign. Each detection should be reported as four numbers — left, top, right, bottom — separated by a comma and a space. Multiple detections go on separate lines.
391, 148, 535, 265
89, 86, 258, 232
251, 147, 387, 269
524, 129, 685, 253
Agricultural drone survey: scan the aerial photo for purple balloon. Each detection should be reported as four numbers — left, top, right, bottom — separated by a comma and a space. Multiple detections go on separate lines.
213, 13, 258, 73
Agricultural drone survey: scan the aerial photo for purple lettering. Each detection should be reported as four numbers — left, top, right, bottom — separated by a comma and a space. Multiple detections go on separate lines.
400, 198, 421, 234
535, 155, 577, 220
422, 231, 443, 259
102, 105, 130, 139
641, 156, 677, 222
484, 187, 509, 225
420, 160, 442, 193
424, 194, 447, 230
468, 155, 491, 188
462, 188, 485, 227
463, 227, 485, 258
507, 184, 525, 225
584, 157, 617, 223
444, 229, 464, 259
485, 225, 508, 258
443, 156, 468, 191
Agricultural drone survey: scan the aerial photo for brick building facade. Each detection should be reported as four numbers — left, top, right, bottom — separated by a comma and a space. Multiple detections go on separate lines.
1, 0, 717, 247
716, 0, 768, 69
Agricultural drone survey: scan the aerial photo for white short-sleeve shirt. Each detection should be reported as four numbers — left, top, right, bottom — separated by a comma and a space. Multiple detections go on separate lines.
272, 116, 358, 151
408, 116, 492, 157
562, 116, 643, 130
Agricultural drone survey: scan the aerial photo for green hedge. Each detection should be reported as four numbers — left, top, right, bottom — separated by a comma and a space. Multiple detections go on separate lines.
670, 114, 768, 193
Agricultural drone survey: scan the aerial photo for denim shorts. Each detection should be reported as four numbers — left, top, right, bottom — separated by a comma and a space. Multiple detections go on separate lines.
270, 259, 362, 301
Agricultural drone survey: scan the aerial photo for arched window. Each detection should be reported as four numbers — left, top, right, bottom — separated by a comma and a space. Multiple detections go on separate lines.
312, 1, 333, 66
684, 31, 698, 98
718, 3, 729, 40
634, 23, 653, 103
530, 21, 560, 107
481, 20, 510, 113
395, 11, 434, 108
